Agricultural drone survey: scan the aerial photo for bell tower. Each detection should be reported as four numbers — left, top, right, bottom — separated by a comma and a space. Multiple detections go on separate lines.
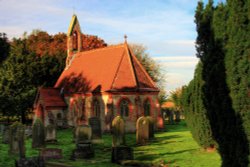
66, 14, 82, 68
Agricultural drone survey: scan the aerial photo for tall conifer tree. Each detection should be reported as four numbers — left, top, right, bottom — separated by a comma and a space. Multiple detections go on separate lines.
183, 62, 215, 149
193, 0, 250, 165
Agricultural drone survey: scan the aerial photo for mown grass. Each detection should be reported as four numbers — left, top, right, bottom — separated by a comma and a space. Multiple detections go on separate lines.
0, 122, 221, 167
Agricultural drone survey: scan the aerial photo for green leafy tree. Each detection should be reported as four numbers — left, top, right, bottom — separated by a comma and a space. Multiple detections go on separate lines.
0, 30, 107, 123
0, 35, 66, 123
169, 87, 183, 112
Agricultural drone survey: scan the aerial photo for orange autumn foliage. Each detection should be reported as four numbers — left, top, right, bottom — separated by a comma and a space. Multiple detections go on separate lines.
25, 31, 107, 57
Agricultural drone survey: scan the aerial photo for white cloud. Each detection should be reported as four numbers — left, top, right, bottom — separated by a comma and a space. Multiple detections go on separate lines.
153, 55, 198, 93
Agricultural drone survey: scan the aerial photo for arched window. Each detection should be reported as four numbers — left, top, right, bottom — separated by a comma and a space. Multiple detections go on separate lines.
73, 31, 78, 51
144, 99, 151, 116
120, 99, 129, 117
57, 113, 62, 119
93, 99, 100, 118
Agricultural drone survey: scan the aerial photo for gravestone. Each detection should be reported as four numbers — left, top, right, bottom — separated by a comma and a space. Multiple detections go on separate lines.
25, 126, 32, 138
88, 117, 102, 139
111, 116, 133, 163
112, 116, 125, 147
71, 125, 94, 159
32, 119, 45, 148
40, 148, 63, 160
9, 122, 25, 157
2, 126, 9, 144
146, 116, 154, 139
75, 125, 92, 144
45, 124, 57, 143
136, 117, 149, 145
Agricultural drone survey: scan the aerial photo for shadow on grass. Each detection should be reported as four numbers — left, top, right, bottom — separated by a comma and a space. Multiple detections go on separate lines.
136, 148, 197, 161
154, 135, 182, 141
165, 121, 189, 132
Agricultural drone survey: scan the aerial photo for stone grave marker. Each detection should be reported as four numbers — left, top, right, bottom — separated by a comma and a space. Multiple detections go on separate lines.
32, 119, 45, 148
88, 117, 102, 139
9, 122, 25, 156
71, 125, 94, 159
111, 116, 133, 163
75, 125, 92, 144
39, 148, 63, 160
25, 126, 32, 138
2, 126, 9, 144
45, 124, 57, 143
112, 116, 125, 147
146, 116, 154, 139
136, 116, 149, 145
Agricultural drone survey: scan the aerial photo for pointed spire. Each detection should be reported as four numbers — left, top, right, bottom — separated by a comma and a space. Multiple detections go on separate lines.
68, 14, 81, 36
124, 34, 127, 44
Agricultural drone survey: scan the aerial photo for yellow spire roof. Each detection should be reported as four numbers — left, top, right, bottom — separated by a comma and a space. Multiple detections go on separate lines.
67, 14, 81, 36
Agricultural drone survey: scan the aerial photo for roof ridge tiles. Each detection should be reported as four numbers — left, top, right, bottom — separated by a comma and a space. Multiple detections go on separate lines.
78, 43, 125, 55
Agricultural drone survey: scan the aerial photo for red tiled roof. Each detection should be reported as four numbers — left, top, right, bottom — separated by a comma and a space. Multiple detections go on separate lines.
162, 101, 175, 108
36, 88, 67, 107
54, 43, 159, 93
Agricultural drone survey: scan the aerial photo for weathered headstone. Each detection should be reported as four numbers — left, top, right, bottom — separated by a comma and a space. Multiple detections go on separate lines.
39, 148, 63, 160
112, 116, 125, 147
71, 125, 94, 159
75, 125, 92, 144
88, 117, 102, 139
2, 126, 9, 144
32, 119, 45, 148
111, 116, 133, 163
146, 116, 154, 139
136, 117, 149, 145
9, 122, 25, 157
25, 126, 32, 138
45, 124, 57, 143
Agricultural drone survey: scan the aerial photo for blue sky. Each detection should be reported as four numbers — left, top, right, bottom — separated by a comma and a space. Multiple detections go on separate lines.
0, 0, 224, 94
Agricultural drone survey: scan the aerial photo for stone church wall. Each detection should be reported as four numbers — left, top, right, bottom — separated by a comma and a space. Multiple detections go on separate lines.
64, 93, 160, 133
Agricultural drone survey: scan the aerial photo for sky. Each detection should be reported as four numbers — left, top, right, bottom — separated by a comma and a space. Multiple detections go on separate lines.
0, 0, 224, 94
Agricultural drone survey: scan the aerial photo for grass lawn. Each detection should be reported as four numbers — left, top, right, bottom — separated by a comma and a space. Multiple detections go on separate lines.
0, 121, 221, 167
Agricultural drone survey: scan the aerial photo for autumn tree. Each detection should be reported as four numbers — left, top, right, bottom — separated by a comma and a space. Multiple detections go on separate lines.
0, 30, 107, 123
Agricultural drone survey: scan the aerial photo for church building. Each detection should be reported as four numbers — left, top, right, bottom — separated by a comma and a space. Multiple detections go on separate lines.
33, 15, 162, 132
